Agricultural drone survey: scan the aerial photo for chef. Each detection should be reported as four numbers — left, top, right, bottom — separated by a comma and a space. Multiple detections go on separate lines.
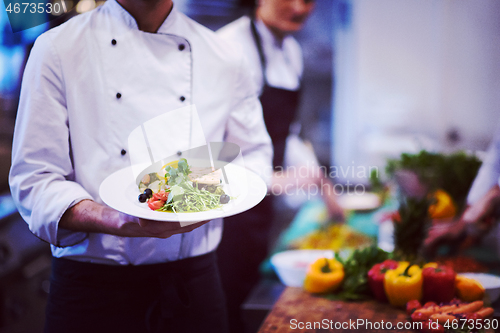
215, 0, 344, 332
8, 0, 272, 332
425, 127, 500, 254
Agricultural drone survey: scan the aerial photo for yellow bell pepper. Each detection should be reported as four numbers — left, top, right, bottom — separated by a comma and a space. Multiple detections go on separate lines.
428, 189, 457, 219
384, 262, 423, 307
455, 275, 485, 302
422, 262, 438, 269
303, 257, 344, 294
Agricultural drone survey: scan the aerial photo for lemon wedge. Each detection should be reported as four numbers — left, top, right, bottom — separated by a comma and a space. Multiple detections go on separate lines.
158, 160, 179, 179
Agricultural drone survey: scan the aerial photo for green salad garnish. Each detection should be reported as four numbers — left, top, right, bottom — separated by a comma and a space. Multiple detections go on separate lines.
138, 158, 231, 213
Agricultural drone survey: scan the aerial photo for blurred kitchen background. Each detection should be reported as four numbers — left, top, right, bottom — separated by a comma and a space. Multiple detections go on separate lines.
0, 0, 499, 332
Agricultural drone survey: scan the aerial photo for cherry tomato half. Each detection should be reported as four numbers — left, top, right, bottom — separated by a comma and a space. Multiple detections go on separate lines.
406, 300, 422, 315
411, 311, 428, 322
153, 190, 169, 202
148, 198, 165, 211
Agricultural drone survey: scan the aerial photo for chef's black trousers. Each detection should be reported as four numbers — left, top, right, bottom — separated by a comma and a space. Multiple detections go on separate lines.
44, 251, 229, 333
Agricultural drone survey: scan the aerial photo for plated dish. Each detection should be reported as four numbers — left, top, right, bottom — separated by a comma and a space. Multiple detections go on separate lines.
99, 158, 267, 224
137, 158, 230, 213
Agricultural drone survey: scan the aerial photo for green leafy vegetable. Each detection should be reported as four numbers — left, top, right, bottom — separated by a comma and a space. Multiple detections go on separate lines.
156, 158, 228, 213
165, 158, 191, 186
386, 150, 481, 211
166, 185, 185, 204
330, 245, 392, 301
160, 184, 222, 213
393, 196, 433, 261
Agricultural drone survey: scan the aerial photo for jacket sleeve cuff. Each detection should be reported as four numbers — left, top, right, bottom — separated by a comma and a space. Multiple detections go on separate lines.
55, 228, 89, 247
53, 196, 92, 247
24, 180, 94, 246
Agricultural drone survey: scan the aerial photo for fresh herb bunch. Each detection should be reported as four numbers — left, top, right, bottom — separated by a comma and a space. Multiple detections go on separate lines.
386, 150, 481, 211
159, 158, 227, 212
369, 168, 385, 193
331, 245, 392, 301
164, 158, 191, 186
393, 196, 432, 261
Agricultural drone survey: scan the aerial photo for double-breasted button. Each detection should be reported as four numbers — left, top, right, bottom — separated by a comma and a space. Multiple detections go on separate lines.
178, 44, 185, 51
121, 149, 127, 156
177, 151, 182, 156
111, 39, 117, 45
180, 96, 185, 102
116, 92, 122, 99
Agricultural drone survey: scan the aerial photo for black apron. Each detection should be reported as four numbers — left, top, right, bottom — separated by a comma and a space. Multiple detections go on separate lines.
216, 19, 302, 333
250, 19, 301, 169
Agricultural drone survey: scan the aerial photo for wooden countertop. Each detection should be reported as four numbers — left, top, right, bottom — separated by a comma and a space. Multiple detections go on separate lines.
258, 287, 413, 332
257, 287, 496, 333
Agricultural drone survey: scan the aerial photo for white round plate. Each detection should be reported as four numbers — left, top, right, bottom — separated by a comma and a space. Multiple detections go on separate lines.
99, 163, 267, 224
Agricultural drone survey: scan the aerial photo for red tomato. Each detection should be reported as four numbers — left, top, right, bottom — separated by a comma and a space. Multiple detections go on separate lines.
421, 320, 444, 333
406, 300, 422, 315
423, 302, 437, 308
411, 311, 429, 322
147, 198, 165, 211
153, 190, 169, 201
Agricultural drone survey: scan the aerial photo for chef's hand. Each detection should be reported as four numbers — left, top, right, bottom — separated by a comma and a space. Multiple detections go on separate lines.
461, 184, 500, 229
424, 185, 500, 256
423, 218, 465, 255
60, 199, 209, 238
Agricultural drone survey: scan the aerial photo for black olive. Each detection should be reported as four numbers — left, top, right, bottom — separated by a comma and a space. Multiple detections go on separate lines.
220, 194, 230, 204
138, 193, 148, 203
144, 188, 153, 198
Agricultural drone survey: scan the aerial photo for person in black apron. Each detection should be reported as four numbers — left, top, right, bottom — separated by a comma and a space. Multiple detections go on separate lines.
251, 24, 301, 170
216, 3, 311, 331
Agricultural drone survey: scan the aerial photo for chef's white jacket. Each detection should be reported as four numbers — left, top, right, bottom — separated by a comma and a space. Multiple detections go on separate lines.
217, 16, 303, 94
9, 0, 272, 265
468, 128, 500, 204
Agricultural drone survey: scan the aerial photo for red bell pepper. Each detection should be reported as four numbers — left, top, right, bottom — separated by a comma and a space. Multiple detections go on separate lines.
422, 265, 456, 304
367, 259, 399, 302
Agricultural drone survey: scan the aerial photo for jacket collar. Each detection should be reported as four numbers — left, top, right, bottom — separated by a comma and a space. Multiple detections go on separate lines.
104, 0, 180, 34
255, 18, 284, 49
